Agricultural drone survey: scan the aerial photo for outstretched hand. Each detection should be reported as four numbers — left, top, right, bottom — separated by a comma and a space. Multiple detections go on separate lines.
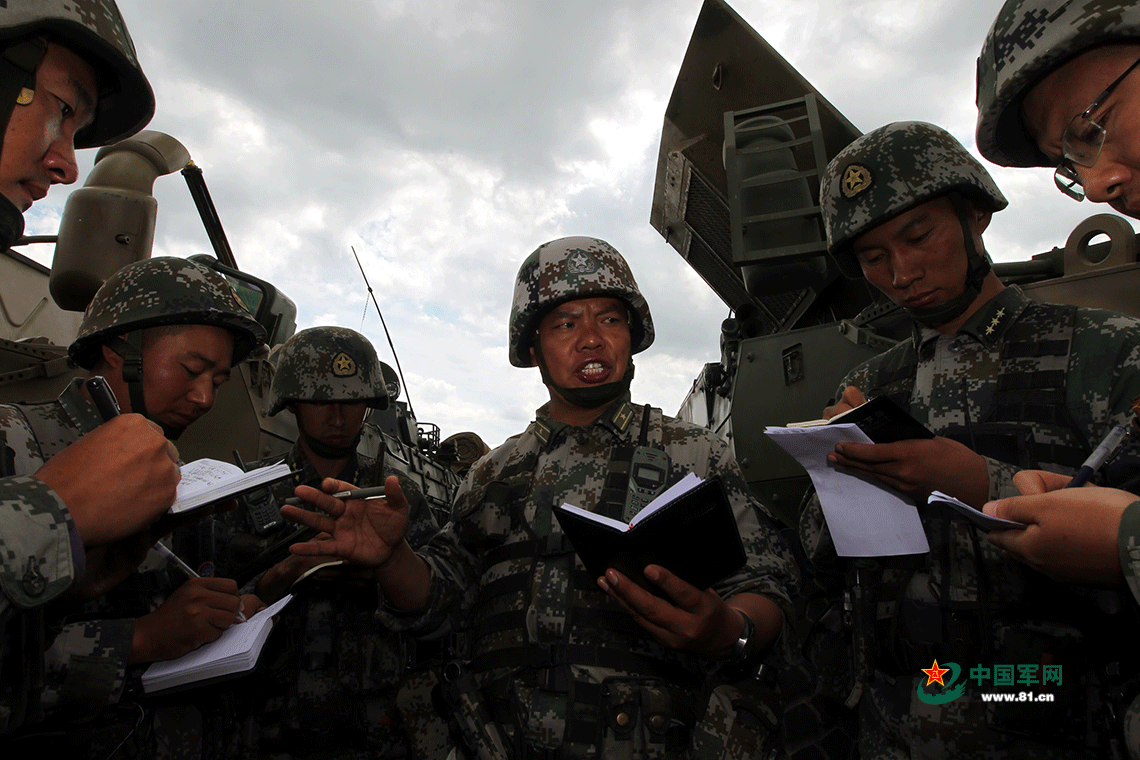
281, 475, 409, 568
983, 469, 1134, 584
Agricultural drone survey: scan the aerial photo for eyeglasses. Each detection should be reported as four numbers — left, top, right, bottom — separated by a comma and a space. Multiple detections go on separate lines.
1054, 55, 1140, 201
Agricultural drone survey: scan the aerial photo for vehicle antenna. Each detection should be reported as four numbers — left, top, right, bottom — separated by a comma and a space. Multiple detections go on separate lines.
351, 246, 415, 419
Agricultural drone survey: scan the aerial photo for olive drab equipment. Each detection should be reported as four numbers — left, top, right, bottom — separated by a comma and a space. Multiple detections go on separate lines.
268, 326, 389, 416
819, 121, 1008, 325
68, 256, 266, 438
976, 0, 1140, 168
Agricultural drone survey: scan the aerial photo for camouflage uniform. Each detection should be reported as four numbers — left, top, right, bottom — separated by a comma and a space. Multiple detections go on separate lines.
0, 0, 155, 737
203, 326, 438, 759
379, 394, 795, 758
803, 122, 1140, 757
200, 442, 438, 760
0, 379, 179, 758
379, 238, 796, 759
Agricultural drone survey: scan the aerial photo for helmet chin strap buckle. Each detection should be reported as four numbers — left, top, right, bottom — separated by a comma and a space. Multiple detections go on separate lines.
106, 334, 186, 439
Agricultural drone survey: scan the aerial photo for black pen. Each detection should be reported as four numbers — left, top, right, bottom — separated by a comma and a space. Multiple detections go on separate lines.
281, 485, 388, 507
1068, 425, 1129, 488
153, 542, 246, 622
85, 376, 120, 422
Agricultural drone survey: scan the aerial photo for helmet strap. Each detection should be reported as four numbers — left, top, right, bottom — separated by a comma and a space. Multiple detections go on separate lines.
533, 344, 635, 409
904, 191, 992, 326
0, 38, 44, 248
107, 334, 186, 441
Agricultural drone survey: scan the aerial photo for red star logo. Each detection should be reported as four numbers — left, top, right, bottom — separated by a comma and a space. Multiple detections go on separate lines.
922, 660, 950, 687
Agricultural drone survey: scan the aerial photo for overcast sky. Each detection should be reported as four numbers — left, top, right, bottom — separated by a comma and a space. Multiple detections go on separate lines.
21, 0, 1133, 449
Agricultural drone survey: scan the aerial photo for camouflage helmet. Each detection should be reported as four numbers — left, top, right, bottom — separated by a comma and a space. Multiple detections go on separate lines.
820, 121, 1008, 277
268, 326, 389, 416
69, 256, 267, 369
508, 236, 654, 368
0, 0, 155, 148
976, 0, 1140, 168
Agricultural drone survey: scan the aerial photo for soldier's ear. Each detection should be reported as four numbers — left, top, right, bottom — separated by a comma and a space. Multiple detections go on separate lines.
529, 346, 539, 368
100, 344, 125, 372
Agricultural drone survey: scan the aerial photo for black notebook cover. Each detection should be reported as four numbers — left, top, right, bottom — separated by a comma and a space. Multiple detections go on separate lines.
831, 395, 934, 444
552, 476, 747, 595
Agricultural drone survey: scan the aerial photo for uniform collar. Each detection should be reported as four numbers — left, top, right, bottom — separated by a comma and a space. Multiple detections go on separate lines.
284, 441, 361, 487
58, 377, 109, 435
533, 392, 638, 449
913, 285, 1030, 351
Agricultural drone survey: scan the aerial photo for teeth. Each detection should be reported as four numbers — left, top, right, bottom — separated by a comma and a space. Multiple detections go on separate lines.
580, 361, 606, 376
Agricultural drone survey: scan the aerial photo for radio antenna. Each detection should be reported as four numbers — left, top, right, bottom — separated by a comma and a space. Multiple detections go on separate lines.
352, 246, 414, 419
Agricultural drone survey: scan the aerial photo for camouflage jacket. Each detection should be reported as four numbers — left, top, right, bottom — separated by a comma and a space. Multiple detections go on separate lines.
0, 383, 88, 735
199, 441, 438, 760
378, 394, 796, 754
801, 287, 1140, 757
11, 379, 165, 722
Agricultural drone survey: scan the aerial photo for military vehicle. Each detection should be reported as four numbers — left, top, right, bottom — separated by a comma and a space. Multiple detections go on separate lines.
0, 130, 463, 525
652, 0, 1140, 531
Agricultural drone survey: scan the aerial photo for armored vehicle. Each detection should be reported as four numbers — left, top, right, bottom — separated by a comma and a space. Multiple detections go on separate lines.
0, 130, 462, 525
652, 0, 1140, 530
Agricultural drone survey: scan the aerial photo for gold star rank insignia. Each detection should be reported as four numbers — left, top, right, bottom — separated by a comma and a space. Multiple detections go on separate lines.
921, 660, 950, 687
332, 352, 357, 377
841, 164, 873, 199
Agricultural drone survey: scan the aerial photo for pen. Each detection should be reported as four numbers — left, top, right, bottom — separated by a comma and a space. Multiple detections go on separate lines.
85, 376, 120, 422
281, 485, 388, 507
1067, 425, 1129, 489
153, 542, 246, 622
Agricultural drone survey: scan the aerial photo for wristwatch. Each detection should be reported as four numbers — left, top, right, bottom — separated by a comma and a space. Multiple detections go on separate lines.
732, 609, 756, 660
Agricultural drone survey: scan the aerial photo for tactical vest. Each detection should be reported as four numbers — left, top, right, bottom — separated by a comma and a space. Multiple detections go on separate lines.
844, 302, 1140, 751
463, 403, 703, 759
864, 301, 1087, 470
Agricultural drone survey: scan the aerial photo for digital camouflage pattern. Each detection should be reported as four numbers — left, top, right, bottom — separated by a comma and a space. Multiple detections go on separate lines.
800, 286, 1140, 757
377, 394, 797, 758
508, 236, 654, 367
976, 0, 1140, 168
0, 0, 154, 147
820, 121, 1007, 273
0, 379, 191, 755
69, 256, 266, 369
201, 441, 437, 760
268, 326, 389, 416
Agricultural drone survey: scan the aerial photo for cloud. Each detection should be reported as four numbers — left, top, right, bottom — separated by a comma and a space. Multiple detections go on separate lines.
25, 0, 1134, 447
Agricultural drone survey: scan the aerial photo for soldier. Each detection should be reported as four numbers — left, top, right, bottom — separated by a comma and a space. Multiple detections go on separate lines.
804, 120, 1140, 757
976, 0, 1140, 215
2, 256, 267, 757
0, 0, 174, 738
211, 326, 437, 759
282, 237, 796, 759
975, 0, 1140, 606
